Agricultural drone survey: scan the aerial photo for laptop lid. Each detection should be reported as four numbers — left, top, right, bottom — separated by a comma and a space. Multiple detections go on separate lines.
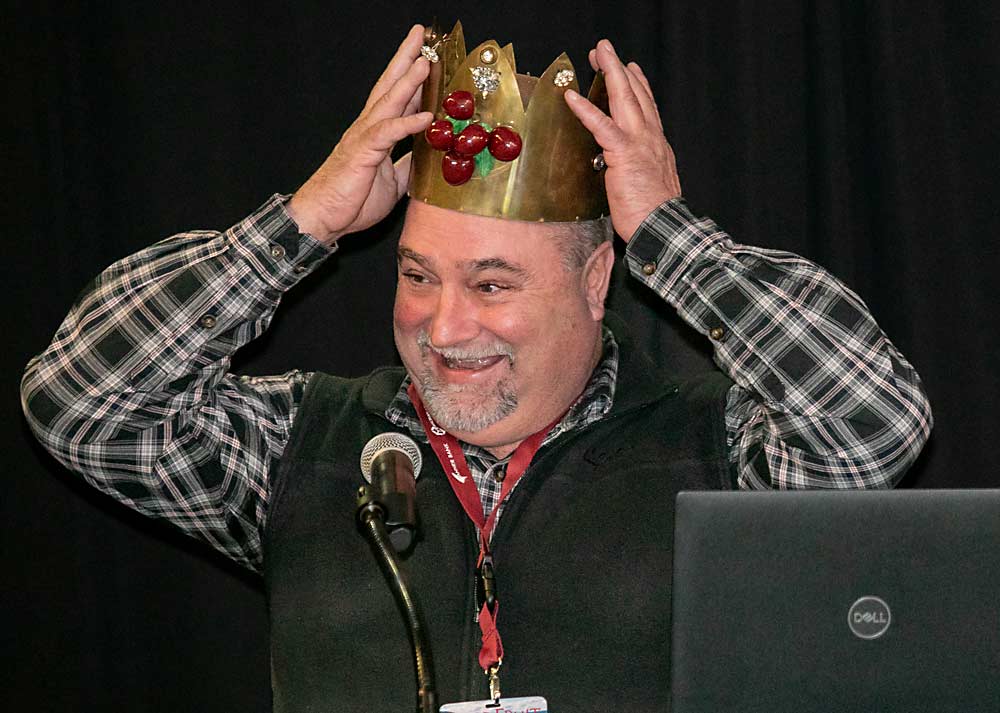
670, 490, 1000, 713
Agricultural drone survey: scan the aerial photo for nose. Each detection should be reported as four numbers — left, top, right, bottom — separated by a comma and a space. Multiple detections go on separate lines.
428, 285, 480, 348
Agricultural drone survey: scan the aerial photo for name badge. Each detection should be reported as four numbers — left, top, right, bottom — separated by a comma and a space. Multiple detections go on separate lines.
441, 696, 548, 713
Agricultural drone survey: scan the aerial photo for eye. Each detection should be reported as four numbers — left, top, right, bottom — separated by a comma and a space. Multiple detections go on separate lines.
476, 282, 508, 294
401, 271, 430, 285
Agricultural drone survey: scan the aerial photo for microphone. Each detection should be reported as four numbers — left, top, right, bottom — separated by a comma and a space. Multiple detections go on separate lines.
356, 434, 438, 712
359, 433, 423, 553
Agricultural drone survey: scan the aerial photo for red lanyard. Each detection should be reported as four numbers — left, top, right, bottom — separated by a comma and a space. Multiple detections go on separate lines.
408, 383, 562, 678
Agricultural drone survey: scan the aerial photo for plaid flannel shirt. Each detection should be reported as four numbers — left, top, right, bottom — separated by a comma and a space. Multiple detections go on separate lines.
21, 194, 932, 571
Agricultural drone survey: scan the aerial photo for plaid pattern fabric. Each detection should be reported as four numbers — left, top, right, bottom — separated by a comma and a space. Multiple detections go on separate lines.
21, 194, 932, 571
20, 195, 332, 571
384, 327, 619, 521
625, 198, 933, 489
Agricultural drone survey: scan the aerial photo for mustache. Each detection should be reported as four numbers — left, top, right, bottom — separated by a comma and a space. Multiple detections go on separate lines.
415, 330, 515, 362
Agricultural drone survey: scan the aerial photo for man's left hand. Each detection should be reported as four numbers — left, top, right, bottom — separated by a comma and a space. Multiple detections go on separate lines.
564, 39, 681, 241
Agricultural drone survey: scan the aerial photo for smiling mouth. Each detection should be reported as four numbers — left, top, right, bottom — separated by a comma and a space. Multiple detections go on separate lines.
442, 354, 508, 371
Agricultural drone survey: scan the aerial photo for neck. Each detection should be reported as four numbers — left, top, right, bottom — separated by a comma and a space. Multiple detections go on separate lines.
486, 442, 521, 460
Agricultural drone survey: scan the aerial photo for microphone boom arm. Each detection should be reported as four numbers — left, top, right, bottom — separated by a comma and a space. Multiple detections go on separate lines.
357, 489, 438, 713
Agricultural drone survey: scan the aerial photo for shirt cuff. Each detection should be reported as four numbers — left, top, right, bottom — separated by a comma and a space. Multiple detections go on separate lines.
624, 197, 724, 299
226, 193, 336, 292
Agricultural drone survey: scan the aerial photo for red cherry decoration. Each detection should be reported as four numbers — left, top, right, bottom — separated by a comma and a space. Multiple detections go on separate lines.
488, 126, 522, 161
441, 151, 475, 185
425, 119, 455, 151
454, 123, 489, 157
442, 90, 475, 120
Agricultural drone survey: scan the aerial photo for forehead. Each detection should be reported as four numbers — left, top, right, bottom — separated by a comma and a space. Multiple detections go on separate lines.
400, 200, 566, 266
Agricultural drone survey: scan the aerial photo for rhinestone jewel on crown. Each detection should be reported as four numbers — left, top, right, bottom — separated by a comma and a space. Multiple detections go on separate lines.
470, 65, 501, 97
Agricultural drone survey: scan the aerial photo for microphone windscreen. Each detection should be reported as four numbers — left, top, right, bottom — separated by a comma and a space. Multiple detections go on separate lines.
360, 433, 423, 482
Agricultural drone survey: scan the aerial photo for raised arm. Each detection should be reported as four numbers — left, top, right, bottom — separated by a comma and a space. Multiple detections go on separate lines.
21, 25, 435, 570
566, 39, 932, 489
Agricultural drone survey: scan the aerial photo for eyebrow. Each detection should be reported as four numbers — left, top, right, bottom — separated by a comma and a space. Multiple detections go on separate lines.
397, 247, 431, 268
398, 248, 530, 280
463, 257, 530, 279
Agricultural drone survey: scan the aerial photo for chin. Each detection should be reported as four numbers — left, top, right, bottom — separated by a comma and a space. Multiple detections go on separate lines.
417, 375, 519, 435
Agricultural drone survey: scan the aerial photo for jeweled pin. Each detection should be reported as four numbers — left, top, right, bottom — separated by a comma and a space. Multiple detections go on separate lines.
553, 69, 575, 87
471, 65, 501, 97
420, 45, 440, 63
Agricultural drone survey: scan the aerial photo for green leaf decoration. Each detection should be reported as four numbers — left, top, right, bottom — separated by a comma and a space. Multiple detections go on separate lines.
448, 117, 471, 134
475, 148, 495, 178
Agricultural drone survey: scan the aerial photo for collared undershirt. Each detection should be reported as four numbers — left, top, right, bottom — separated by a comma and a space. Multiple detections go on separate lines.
385, 326, 619, 520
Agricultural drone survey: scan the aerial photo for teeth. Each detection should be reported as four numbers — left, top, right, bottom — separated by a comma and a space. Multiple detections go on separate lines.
446, 356, 498, 369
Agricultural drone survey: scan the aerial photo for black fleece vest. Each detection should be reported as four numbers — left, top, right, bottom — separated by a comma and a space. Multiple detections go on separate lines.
264, 333, 733, 713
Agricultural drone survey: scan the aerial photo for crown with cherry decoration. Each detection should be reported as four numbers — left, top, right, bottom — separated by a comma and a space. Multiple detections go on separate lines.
408, 21, 610, 222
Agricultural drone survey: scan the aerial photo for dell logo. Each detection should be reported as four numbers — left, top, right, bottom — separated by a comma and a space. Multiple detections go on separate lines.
848, 596, 892, 639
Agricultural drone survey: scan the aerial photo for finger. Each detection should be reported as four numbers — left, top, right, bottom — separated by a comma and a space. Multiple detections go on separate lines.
367, 56, 431, 123
588, 48, 599, 72
402, 81, 423, 117
595, 40, 645, 132
628, 62, 663, 128
393, 152, 413, 200
629, 62, 656, 104
365, 24, 426, 111
361, 112, 434, 158
564, 89, 627, 150
625, 62, 660, 128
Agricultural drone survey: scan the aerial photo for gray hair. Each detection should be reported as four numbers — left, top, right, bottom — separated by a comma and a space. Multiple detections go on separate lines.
554, 216, 614, 271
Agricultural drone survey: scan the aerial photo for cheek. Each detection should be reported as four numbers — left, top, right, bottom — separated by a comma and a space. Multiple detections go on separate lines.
481, 308, 538, 351
393, 292, 429, 333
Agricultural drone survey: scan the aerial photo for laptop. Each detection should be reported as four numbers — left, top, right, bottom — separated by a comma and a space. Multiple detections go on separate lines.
670, 490, 1000, 712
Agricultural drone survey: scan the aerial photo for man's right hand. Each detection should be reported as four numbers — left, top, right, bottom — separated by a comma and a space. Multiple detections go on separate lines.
287, 24, 433, 245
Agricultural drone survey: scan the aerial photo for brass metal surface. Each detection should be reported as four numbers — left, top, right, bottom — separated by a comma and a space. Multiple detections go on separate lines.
409, 22, 609, 222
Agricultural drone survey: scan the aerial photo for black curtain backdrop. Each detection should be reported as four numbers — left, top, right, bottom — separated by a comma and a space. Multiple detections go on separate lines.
6, 1, 999, 709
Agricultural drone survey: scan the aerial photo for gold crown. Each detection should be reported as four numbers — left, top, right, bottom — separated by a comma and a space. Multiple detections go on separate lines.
408, 21, 609, 222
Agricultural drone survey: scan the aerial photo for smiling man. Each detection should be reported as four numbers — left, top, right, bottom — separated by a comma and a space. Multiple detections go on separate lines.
394, 204, 611, 455
22, 22, 931, 713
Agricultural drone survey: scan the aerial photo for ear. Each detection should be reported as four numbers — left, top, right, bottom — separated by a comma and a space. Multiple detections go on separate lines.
581, 241, 615, 321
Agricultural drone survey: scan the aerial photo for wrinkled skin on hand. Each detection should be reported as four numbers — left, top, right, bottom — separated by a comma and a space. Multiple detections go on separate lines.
564, 39, 682, 242
287, 24, 434, 244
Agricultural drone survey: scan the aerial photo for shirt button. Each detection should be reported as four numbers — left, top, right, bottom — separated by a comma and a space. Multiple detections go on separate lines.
293, 265, 308, 274
493, 470, 506, 483
709, 326, 725, 341
641, 261, 656, 276
270, 244, 286, 259
199, 314, 217, 329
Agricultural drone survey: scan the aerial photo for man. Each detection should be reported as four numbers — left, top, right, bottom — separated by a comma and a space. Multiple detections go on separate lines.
21, 23, 931, 712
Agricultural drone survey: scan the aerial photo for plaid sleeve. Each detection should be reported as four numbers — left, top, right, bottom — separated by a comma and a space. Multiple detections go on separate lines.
625, 198, 933, 490
20, 194, 334, 571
